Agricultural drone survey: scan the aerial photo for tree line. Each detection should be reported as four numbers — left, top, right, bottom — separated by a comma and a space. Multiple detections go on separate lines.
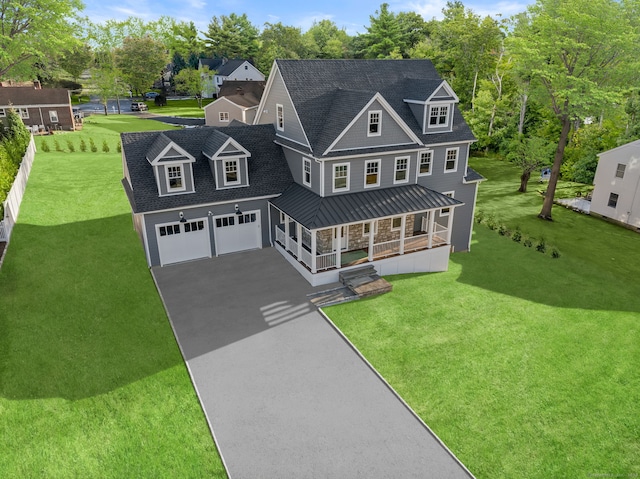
1, 0, 639, 220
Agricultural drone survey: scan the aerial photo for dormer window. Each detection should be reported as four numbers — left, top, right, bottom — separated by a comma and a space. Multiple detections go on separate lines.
429, 105, 449, 127
167, 165, 185, 191
224, 159, 240, 185
368, 111, 381, 136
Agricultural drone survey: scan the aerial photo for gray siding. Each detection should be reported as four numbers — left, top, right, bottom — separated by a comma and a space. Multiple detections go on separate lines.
407, 103, 425, 131
256, 69, 308, 146
282, 147, 321, 195
331, 100, 415, 152
142, 198, 273, 266
205, 102, 246, 127
155, 162, 195, 196
424, 102, 454, 134
212, 157, 249, 189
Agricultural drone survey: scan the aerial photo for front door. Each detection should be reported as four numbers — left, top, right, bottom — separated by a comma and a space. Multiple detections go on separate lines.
332, 226, 348, 251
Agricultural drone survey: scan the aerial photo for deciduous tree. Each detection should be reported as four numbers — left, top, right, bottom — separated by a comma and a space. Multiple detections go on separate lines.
115, 36, 169, 96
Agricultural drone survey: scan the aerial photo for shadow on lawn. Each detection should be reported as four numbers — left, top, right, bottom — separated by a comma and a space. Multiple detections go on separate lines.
0, 215, 185, 401
448, 227, 640, 313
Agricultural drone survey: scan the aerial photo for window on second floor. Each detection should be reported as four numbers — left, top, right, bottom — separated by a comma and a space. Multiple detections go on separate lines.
166, 165, 184, 191
419, 150, 432, 176
303, 158, 312, 187
445, 148, 459, 173
49, 110, 59, 123
429, 105, 449, 127
608, 192, 619, 208
615, 163, 626, 179
224, 159, 240, 185
394, 157, 409, 184
219, 112, 229, 122
333, 163, 349, 192
368, 111, 381, 137
364, 160, 380, 187
276, 104, 284, 131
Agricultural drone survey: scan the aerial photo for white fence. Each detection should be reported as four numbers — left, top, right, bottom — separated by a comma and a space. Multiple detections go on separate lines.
0, 136, 36, 243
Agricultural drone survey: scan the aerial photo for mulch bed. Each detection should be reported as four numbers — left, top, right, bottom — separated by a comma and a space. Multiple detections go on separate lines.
0, 241, 6, 261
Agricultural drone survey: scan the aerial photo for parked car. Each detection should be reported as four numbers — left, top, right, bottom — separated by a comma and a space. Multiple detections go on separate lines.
131, 102, 148, 112
144, 92, 159, 99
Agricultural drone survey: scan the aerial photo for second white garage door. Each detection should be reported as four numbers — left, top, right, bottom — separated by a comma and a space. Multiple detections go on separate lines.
214, 211, 262, 255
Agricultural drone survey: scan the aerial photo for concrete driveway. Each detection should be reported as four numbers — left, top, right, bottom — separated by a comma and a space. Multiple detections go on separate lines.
152, 248, 473, 479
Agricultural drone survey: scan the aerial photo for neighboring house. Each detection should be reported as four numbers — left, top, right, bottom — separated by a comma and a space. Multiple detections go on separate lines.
199, 58, 265, 98
0, 82, 77, 133
122, 59, 483, 286
590, 139, 640, 229
204, 81, 266, 127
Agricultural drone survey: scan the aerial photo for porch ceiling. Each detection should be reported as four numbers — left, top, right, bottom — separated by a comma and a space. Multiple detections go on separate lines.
271, 183, 463, 230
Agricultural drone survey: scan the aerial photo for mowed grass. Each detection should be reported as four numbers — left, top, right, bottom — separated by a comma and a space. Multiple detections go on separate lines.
147, 98, 214, 118
325, 155, 640, 478
0, 116, 227, 478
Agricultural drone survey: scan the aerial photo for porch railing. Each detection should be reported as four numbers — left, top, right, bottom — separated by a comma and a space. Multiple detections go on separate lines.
275, 227, 285, 247
316, 252, 336, 271
300, 248, 312, 269
431, 223, 448, 247
0, 221, 7, 242
404, 234, 429, 252
372, 239, 401, 258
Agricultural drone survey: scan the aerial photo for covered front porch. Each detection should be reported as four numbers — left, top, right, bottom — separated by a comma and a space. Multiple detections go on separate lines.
269, 183, 463, 286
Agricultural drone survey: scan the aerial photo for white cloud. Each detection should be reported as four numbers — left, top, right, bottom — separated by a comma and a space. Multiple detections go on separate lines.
403, 0, 529, 21
293, 13, 335, 32
405, 0, 448, 20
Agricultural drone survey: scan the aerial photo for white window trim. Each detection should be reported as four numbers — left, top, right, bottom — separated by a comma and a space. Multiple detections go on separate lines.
444, 147, 459, 173
367, 110, 382, 137
391, 216, 403, 231
0, 108, 6, 117
615, 163, 625, 179
440, 191, 455, 216
165, 164, 186, 193
19, 108, 29, 119
303, 157, 312, 187
279, 211, 286, 224
364, 159, 381, 188
608, 192, 619, 208
49, 110, 59, 123
394, 156, 410, 184
362, 220, 378, 237
418, 150, 433, 177
427, 103, 450, 129
332, 162, 350, 192
219, 112, 229, 122
276, 104, 284, 131
224, 159, 241, 186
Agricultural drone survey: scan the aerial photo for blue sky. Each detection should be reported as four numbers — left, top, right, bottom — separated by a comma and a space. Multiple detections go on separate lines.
83, 0, 531, 36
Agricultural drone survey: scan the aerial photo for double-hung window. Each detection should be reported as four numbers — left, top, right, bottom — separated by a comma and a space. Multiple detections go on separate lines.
333, 163, 349, 192
608, 192, 619, 208
444, 148, 458, 172
19, 108, 29, 119
364, 160, 380, 187
615, 163, 626, 179
167, 165, 184, 191
429, 105, 448, 127
394, 157, 409, 184
219, 112, 229, 122
224, 159, 240, 185
303, 158, 312, 187
419, 150, 432, 176
391, 216, 402, 231
276, 104, 284, 131
368, 111, 381, 136
49, 110, 59, 123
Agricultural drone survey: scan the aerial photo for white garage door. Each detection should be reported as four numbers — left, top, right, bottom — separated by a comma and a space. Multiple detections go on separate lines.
214, 211, 261, 255
157, 218, 211, 266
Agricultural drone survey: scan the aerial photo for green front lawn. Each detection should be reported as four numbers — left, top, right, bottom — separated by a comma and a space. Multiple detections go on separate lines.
147, 98, 214, 118
0, 116, 226, 478
325, 155, 640, 478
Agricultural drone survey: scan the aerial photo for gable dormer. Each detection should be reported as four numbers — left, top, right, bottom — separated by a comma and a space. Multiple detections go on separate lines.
202, 131, 252, 189
404, 80, 459, 135
146, 133, 196, 197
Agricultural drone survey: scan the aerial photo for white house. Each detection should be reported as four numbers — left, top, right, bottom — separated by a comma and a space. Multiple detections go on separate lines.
199, 59, 265, 98
591, 139, 640, 229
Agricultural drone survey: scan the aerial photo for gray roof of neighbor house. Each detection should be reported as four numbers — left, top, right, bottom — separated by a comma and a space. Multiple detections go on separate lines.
274, 59, 476, 157
200, 59, 254, 76
216, 80, 266, 108
121, 125, 293, 213
0, 86, 71, 107
270, 182, 463, 230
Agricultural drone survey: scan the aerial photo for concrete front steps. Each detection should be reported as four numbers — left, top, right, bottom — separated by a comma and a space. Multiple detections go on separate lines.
309, 266, 393, 307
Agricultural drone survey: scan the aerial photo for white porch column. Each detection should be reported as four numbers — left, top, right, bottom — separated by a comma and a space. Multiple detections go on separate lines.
335, 227, 342, 269
368, 221, 375, 261
399, 215, 406, 255
284, 214, 290, 251
428, 211, 435, 249
296, 223, 302, 259
311, 229, 317, 273
447, 208, 455, 244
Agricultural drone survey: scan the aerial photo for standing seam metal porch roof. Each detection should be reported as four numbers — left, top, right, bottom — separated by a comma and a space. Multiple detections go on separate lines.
270, 183, 463, 230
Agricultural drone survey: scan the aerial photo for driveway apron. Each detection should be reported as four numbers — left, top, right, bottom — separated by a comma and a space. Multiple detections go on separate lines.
152, 248, 473, 479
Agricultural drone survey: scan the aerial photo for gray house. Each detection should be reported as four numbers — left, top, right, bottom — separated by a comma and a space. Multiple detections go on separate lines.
204, 81, 265, 127
122, 59, 483, 285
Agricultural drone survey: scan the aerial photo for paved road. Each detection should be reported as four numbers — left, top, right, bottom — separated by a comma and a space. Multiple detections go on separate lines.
152, 248, 474, 479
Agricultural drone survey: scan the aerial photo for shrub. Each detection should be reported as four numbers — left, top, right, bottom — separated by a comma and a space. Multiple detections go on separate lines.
79, 139, 87, 152
485, 215, 497, 230
551, 247, 561, 258
54, 139, 63, 152
498, 224, 509, 236
40, 141, 50, 152
523, 237, 533, 248
116, 141, 122, 153
475, 210, 485, 224
536, 238, 546, 253
102, 140, 110, 153
67, 140, 75, 152
512, 228, 522, 243
89, 138, 97, 152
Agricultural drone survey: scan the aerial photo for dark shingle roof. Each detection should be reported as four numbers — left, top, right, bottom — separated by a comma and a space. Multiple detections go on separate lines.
199, 59, 253, 76
464, 166, 485, 183
270, 183, 463, 230
0, 86, 71, 107
275, 59, 475, 156
122, 125, 292, 213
